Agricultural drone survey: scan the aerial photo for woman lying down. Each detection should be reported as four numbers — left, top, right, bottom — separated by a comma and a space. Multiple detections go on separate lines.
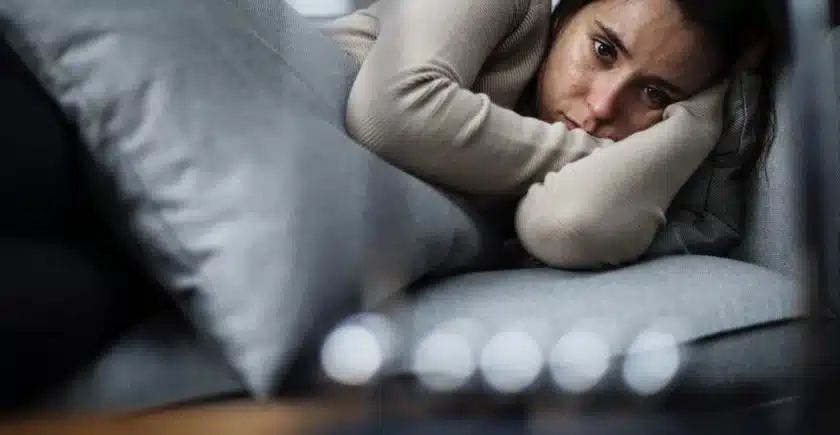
324, 0, 781, 269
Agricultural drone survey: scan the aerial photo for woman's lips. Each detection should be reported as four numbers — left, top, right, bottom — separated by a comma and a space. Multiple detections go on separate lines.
560, 113, 581, 131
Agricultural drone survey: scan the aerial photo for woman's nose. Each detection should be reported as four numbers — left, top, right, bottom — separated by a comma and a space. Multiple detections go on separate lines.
585, 76, 625, 124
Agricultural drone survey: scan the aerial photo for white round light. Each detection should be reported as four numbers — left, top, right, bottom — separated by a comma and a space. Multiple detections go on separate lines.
413, 331, 475, 392
479, 330, 543, 394
320, 323, 383, 386
622, 329, 682, 396
549, 329, 611, 393
357, 313, 398, 355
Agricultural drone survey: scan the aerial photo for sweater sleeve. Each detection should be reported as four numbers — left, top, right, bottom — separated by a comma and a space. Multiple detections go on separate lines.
515, 83, 727, 269
343, 0, 609, 195
321, 3, 379, 66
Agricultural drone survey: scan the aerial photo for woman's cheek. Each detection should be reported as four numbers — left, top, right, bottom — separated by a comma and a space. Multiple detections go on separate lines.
610, 110, 660, 139
633, 110, 665, 134
646, 110, 665, 127
568, 44, 598, 80
550, 56, 592, 102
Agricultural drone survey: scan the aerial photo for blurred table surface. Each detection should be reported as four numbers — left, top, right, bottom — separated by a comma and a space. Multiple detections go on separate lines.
0, 395, 824, 435
0, 400, 368, 435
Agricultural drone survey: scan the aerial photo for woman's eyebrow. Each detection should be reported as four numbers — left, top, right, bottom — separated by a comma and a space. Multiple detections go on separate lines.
595, 21, 631, 59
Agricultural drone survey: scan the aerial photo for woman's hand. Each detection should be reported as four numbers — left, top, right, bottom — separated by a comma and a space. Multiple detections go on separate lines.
663, 81, 728, 138
515, 83, 728, 269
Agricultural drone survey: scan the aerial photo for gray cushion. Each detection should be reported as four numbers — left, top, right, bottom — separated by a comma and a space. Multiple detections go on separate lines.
1, 0, 494, 398
393, 256, 804, 390
35, 313, 243, 413
645, 74, 763, 259
407, 256, 801, 342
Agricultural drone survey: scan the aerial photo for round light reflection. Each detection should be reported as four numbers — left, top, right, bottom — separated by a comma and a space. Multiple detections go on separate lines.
479, 330, 543, 394
549, 329, 611, 393
413, 330, 475, 392
321, 324, 384, 386
622, 329, 682, 396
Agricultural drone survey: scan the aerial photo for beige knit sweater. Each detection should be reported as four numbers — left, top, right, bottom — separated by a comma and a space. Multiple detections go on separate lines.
324, 0, 725, 269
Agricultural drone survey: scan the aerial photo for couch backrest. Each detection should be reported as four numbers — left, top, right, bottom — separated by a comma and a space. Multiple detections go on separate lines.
731, 78, 807, 279
735, 25, 840, 286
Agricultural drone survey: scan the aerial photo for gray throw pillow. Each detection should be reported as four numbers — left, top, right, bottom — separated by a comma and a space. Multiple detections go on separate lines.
0, 0, 495, 397
645, 73, 763, 258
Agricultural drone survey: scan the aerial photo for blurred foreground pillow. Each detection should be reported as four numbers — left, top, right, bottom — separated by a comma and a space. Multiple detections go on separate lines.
0, 0, 493, 397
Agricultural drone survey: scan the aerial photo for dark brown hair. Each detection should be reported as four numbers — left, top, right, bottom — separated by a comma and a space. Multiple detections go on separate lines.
547, 0, 790, 179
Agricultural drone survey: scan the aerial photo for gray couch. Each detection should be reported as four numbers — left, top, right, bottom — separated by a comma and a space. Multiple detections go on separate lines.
32, 63, 807, 417
9, 0, 813, 412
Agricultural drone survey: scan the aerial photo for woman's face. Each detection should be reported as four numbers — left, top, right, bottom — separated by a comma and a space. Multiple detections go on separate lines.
538, 0, 721, 140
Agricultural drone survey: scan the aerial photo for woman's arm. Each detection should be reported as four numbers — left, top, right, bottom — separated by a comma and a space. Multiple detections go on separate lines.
344, 0, 725, 267
343, 0, 609, 195
322, 3, 379, 66
515, 84, 727, 269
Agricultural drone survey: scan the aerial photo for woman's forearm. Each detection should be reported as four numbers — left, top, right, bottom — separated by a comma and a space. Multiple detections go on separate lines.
515, 84, 727, 269
347, 79, 609, 195
341, 0, 612, 195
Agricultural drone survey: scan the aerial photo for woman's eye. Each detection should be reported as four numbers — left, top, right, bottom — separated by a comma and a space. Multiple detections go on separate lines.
593, 39, 617, 63
643, 86, 671, 109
